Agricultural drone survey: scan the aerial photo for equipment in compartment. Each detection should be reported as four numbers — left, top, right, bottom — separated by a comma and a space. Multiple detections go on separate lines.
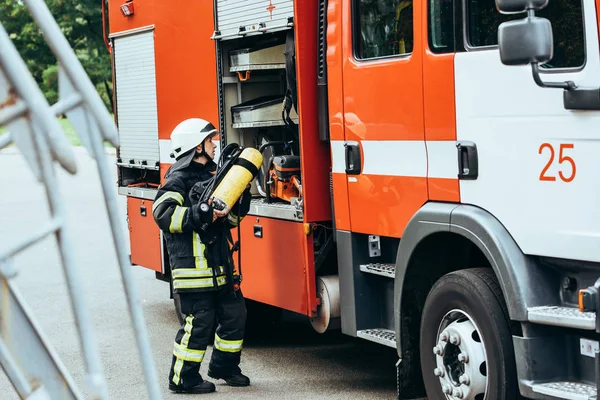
268, 154, 302, 203
256, 140, 302, 206
218, 17, 302, 216
229, 43, 286, 73
231, 95, 298, 129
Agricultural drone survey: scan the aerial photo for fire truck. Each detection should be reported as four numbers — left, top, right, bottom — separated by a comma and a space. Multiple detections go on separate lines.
105, 0, 600, 398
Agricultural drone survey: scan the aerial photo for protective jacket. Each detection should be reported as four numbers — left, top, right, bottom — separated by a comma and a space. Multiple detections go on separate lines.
153, 156, 251, 294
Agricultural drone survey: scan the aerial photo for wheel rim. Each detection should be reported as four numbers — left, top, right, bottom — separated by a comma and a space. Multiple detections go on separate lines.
432, 309, 488, 400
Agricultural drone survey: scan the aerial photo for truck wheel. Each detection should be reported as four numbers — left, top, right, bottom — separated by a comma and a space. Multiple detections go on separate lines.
419, 268, 518, 400
173, 292, 185, 326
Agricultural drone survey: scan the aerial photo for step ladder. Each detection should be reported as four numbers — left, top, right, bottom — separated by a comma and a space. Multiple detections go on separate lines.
356, 263, 398, 348
0, 1, 161, 399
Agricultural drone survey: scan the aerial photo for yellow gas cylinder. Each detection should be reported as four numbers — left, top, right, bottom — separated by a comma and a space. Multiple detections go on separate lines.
211, 147, 263, 213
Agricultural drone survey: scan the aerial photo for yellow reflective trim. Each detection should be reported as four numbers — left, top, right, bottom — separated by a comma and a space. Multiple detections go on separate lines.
172, 266, 225, 279
215, 333, 243, 346
173, 278, 214, 289
181, 315, 193, 348
169, 206, 187, 233
173, 276, 228, 289
172, 358, 184, 385
192, 233, 208, 269
173, 342, 205, 363
173, 269, 212, 279
153, 191, 184, 213
173, 315, 193, 384
214, 333, 243, 353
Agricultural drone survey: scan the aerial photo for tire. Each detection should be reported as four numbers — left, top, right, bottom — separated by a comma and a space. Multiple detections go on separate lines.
419, 268, 518, 400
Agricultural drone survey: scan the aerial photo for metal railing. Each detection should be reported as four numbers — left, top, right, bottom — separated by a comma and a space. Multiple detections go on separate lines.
0, 1, 161, 398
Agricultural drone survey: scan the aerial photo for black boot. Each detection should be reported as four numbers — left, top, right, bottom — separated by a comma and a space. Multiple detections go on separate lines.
207, 370, 250, 387
168, 380, 216, 394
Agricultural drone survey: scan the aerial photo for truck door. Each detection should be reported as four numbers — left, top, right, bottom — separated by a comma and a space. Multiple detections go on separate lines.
341, 0, 427, 238
453, 0, 600, 262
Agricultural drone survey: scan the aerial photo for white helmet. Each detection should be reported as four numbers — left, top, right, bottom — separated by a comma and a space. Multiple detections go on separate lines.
170, 118, 218, 160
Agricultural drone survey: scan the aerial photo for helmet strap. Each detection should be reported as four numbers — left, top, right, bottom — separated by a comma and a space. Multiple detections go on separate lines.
196, 142, 212, 161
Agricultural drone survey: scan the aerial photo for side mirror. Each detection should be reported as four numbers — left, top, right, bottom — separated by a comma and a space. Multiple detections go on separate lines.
496, 0, 548, 13
494, 0, 600, 111
498, 17, 553, 65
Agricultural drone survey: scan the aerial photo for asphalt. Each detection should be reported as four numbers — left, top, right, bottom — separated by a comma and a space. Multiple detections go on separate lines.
0, 146, 401, 400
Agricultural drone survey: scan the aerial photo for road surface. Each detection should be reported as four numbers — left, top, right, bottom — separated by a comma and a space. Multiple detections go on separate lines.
0, 147, 403, 399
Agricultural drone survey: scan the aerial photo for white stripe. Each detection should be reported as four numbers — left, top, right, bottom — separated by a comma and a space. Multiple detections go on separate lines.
160, 139, 174, 164
362, 141, 427, 177
330, 140, 347, 174
427, 141, 459, 179
331, 140, 457, 179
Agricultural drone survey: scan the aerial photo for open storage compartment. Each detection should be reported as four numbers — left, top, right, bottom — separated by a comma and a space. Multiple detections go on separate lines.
213, 0, 334, 318
216, 23, 304, 222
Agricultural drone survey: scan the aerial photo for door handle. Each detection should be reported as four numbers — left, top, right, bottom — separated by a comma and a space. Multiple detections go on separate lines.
344, 141, 361, 175
457, 141, 478, 180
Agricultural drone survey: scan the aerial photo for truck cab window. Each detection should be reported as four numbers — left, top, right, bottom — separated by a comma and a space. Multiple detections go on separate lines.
467, 0, 585, 69
429, 0, 455, 53
354, 0, 414, 59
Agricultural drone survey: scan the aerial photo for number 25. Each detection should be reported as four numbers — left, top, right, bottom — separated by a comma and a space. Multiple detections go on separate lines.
539, 143, 576, 182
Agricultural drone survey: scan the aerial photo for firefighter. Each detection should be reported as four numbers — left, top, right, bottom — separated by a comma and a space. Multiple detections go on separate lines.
152, 117, 252, 394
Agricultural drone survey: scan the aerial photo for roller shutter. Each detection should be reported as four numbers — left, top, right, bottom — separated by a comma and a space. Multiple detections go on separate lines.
113, 29, 159, 167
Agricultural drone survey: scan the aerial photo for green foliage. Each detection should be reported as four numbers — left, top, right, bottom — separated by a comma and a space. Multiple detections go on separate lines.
0, 0, 113, 111
42, 64, 59, 105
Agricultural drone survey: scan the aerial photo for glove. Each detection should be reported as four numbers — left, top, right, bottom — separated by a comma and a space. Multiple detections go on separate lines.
191, 201, 214, 231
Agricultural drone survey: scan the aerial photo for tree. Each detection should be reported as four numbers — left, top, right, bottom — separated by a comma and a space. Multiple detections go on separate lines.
0, 0, 113, 111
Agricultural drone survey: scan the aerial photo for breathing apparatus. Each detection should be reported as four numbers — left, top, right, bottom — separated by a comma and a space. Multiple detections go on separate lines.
190, 143, 263, 227
189, 142, 263, 291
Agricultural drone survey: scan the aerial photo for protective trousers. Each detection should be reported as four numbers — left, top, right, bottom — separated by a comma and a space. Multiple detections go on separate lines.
169, 287, 246, 388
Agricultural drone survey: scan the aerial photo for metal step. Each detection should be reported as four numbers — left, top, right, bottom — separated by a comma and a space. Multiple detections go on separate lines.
356, 328, 397, 348
359, 263, 396, 278
532, 381, 596, 400
528, 306, 596, 330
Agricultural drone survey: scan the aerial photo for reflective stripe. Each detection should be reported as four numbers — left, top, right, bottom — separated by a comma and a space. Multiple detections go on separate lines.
193, 233, 208, 269
172, 266, 225, 279
173, 315, 195, 384
173, 276, 227, 290
169, 206, 187, 233
181, 315, 193, 348
173, 342, 206, 363
172, 359, 184, 385
214, 333, 243, 353
172, 233, 227, 289
153, 191, 184, 213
